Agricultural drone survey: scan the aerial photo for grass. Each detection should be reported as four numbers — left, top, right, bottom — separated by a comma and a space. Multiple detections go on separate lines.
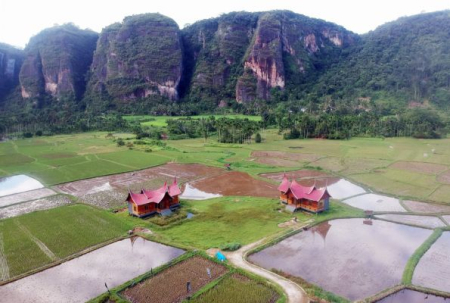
123, 114, 261, 127
191, 273, 279, 303
0, 204, 133, 278
402, 228, 443, 285
154, 197, 293, 249
3, 130, 450, 203
272, 269, 349, 303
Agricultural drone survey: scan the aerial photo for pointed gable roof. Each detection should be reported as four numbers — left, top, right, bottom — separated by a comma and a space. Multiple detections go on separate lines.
127, 190, 150, 206
278, 175, 290, 193
142, 182, 167, 204
279, 177, 332, 202
168, 177, 181, 197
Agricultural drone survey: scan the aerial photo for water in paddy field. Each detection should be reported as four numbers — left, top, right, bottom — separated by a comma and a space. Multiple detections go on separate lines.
326, 179, 366, 199
180, 183, 222, 200
377, 289, 449, 303
0, 175, 44, 197
0, 237, 185, 303
249, 219, 432, 301
343, 193, 406, 212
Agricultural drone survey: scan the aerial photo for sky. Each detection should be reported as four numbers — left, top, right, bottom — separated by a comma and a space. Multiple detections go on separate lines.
0, 0, 449, 48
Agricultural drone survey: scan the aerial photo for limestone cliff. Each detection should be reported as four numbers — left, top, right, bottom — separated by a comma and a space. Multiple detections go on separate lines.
182, 11, 357, 105
0, 43, 23, 101
236, 11, 357, 103
87, 13, 183, 102
19, 24, 98, 101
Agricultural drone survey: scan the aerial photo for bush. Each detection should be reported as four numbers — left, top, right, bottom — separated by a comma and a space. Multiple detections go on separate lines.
23, 132, 33, 138
220, 242, 241, 251
255, 133, 262, 143
35, 130, 43, 136
117, 138, 125, 146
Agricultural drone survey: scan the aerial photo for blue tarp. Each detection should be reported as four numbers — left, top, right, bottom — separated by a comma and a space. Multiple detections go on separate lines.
215, 251, 226, 262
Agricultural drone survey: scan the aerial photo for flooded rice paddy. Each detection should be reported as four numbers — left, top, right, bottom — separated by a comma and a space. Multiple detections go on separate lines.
0, 175, 44, 197
180, 183, 222, 200
377, 289, 449, 303
442, 215, 450, 225
0, 237, 184, 303
0, 188, 55, 208
413, 232, 450, 293
326, 179, 366, 199
343, 193, 406, 212
403, 200, 450, 214
0, 195, 72, 219
249, 219, 431, 301
375, 214, 446, 229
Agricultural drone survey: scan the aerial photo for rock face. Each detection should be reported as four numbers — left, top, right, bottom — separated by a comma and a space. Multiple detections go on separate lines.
19, 24, 98, 101
87, 13, 183, 102
182, 11, 357, 104
0, 43, 23, 101
235, 11, 356, 103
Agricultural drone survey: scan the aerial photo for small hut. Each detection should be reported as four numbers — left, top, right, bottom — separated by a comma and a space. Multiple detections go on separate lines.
126, 178, 181, 217
278, 175, 331, 213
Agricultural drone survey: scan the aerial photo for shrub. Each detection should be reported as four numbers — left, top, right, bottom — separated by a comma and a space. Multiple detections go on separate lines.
35, 130, 43, 136
220, 242, 241, 251
117, 138, 125, 146
255, 133, 262, 143
23, 132, 33, 138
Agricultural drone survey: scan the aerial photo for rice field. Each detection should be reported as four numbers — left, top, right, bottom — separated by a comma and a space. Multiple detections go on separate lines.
0, 204, 132, 280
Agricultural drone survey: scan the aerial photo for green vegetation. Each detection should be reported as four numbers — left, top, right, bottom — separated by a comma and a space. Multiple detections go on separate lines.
402, 229, 443, 285
154, 197, 292, 249
123, 114, 261, 127
191, 273, 280, 303
0, 204, 132, 278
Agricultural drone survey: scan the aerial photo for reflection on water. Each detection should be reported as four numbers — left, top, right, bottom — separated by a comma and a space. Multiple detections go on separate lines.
377, 289, 448, 303
0, 237, 185, 303
343, 193, 406, 212
0, 175, 44, 197
249, 219, 431, 301
180, 183, 222, 200
327, 179, 366, 199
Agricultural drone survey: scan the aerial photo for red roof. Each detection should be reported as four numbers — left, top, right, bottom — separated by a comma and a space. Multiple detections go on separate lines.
281, 178, 331, 202
168, 178, 181, 196
127, 179, 181, 205
278, 175, 290, 193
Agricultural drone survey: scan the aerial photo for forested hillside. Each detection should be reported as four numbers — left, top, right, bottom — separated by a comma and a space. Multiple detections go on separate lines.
0, 10, 449, 137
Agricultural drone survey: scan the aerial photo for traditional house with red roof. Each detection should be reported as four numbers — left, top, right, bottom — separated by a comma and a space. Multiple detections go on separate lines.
278, 175, 331, 213
126, 178, 181, 217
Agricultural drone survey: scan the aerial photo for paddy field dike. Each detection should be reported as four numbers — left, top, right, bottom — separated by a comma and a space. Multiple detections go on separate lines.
1, 130, 450, 302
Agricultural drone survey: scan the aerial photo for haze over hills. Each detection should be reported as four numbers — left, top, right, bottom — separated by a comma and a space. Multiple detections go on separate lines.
0, 10, 449, 116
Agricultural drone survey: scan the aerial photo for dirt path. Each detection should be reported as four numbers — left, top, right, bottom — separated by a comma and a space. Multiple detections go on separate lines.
15, 220, 57, 261
0, 233, 9, 281
225, 237, 309, 303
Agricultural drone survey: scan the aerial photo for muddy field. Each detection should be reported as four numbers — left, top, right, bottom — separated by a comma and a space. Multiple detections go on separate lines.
251, 151, 321, 162
0, 237, 184, 303
253, 157, 301, 167
191, 171, 278, 198
55, 163, 225, 209
413, 232, 450, 293
375, 214, 446, 229
403, 200, 450, 214
390, 161, 448, 175
343, 194, 406, 212
0, 195, 72, 219
260, 170, 334, 182
249, 219, 431, 301
0, 188, 56, 208
377, 289, 449, 303
437, 170, 450, 184
123, 256, 227, 303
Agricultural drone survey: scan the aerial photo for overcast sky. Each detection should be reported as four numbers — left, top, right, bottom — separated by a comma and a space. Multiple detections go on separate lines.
1, 0, 449, 48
